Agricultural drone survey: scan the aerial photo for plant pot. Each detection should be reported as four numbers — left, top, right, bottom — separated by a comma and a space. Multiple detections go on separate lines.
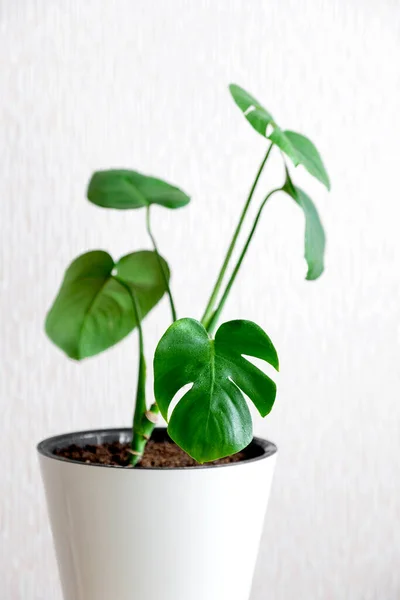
38, 427, 277, 600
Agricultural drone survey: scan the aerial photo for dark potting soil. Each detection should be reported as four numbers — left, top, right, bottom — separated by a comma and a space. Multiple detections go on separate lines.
54, 439, 248, 468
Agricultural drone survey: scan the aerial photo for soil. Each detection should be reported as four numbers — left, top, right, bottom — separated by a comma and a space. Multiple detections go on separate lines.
54, 439, 248, 468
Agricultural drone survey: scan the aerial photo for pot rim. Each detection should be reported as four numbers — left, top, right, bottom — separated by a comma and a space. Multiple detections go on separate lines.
37, 427, 277, 471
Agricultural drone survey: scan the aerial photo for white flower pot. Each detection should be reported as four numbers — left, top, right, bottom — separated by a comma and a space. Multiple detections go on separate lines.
38, 428, 277, 600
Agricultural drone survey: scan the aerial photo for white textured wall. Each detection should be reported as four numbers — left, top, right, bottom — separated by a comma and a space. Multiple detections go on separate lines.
1, 1, 400, 598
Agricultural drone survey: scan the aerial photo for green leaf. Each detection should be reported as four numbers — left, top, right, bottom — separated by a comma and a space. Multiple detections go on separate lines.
154, 318, 278, 463
45, 250, 169, 359
87, 170, 190, 210
282, 170, 326, 280
269, 129, 330, 190
229, 84, 275, 137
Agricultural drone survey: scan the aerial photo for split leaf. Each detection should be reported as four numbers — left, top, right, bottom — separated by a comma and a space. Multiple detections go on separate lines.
154, 318, 278, 463
229, 83, 275, 137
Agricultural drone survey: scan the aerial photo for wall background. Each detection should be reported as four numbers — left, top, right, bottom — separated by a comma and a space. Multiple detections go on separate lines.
1, 1, 400, 598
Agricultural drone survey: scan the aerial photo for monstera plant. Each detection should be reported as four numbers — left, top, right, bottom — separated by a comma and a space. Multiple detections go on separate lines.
46, 84, 330, 464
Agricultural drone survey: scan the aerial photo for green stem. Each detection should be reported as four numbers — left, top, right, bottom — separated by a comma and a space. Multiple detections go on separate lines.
115, 277, 158, 466
201, 143, 274, 329
207, 187, 282, 335
146, 205, 177, 322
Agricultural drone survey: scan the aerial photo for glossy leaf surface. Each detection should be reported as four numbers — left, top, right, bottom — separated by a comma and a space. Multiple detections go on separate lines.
46, 250, 169, 359
154, 318, 278, 462
87, 169, 190, 210
283, 170, 326, 280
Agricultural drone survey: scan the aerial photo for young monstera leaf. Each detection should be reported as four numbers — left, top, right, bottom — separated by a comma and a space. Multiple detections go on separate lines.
229, 84, 275, 137
87, 170, 190, 210
269, 129, 330, 190
46, 250, 169, 360
154, 318, 279, 463
229, 84, 330, 190
282, 168, 326, 280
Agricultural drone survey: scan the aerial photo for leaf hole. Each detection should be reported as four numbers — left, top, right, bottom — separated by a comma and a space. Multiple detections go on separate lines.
111, 267, 118, 276
168, 383, 193, 421
242, 354, 279, 380
266, 123, 274, 137
244, 105, 256, 116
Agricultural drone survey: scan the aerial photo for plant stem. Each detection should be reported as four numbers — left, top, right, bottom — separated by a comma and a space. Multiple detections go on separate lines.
115, 277, 158, 466
201, 143, 274, 329
146, 205, 177, 322
207, 187, 282, 335
131, 401, 159, 467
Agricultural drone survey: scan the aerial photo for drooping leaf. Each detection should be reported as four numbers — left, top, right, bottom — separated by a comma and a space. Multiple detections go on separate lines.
87, 169, 190, 210
45, 250, 169, 359
154, 318, 278, 463
229, 83, 275, 137
269, 129, 330, 190
282, 170, 326, 280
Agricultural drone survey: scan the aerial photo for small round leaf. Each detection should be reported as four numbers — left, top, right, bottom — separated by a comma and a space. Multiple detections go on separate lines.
87, 170, 190, 210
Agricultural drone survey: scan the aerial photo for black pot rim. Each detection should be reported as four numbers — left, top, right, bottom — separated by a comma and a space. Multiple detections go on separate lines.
37, 427, 277, 471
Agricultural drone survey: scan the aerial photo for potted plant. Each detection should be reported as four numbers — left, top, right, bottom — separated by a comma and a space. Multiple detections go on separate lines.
38, 84, 330, 600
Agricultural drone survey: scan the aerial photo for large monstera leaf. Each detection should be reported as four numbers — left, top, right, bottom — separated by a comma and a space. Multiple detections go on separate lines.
87, 169, 190, 210
46, 250, 169, 360
154, 318, 279, 463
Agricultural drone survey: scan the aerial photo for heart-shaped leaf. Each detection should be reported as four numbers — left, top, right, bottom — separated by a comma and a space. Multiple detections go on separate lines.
282, 169, 326, 280
46, 250, 169, 359
269, 129, 330, 190
87, 170, 190, 210
229, 84, 275, 137
154, 318, 279, 463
